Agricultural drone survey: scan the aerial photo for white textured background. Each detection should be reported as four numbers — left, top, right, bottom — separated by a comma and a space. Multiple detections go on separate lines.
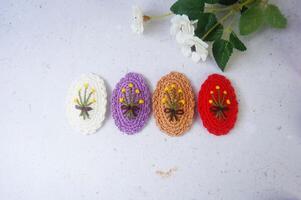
0, 0, 300, 199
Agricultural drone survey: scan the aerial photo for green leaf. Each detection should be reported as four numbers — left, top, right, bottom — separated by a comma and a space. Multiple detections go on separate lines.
264, 4, 287, 28
195, 13, 223, 41
239, 5, 264, 35
170, 0, 204, 20
213, 39, 233, 71
205, 0, 219, 3
229, 31, 247, 51
218, 0, 238, 5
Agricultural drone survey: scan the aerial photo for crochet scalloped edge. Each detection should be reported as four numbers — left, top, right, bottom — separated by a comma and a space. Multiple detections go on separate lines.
153, 71, 195, 136
111, 72, 152, 134
198, 73, 238, 136
66, 73, 107, 135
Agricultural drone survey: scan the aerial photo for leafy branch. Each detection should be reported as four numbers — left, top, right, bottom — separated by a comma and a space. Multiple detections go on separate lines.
170, 0, 287, 71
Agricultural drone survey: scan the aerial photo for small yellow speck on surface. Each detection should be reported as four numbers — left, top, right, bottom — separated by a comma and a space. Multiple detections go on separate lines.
179, 100, 185, 105
210, 90, 214, 94
135, 89, 140, 94
84, 83, 89, 89
121, 88, 126, 93
164, 87, 169, 92
128, 83, 133, 88
138, 99, 144, 104
226, 99, 231, 104
91, 87, 95, 93
119, 98, 124, 103
215, 85, 220, 90
171, 84, 176, 89
178, 89, 183, 94
162, 98, 167, 104
223, 90, 227, 95
209, 99, 213, 104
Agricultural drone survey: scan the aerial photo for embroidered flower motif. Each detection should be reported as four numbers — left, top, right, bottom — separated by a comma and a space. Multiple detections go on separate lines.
66, 73, 107, 135
119, 82, 145, 119
170, 14, 195, 44
161, 84, 185, 122
208, 85, 231, 120
74, 83, 96, 120
181, 34, 209, 63
198, 74, 238, 136
153, 72, 195, 136
112, 73, 151, 134
131, 6, 150, 35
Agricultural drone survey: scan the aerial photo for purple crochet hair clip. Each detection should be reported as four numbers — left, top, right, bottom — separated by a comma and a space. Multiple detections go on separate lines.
111, 72, 151, 134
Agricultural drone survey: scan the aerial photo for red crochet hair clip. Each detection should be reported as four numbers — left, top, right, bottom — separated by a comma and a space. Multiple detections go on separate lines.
198, 74, 238, 136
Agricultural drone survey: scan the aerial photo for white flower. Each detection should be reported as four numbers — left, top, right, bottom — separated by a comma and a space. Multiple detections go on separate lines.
170, 15, 195, 44
131, 6, 150, 35
181, 35, 209, 63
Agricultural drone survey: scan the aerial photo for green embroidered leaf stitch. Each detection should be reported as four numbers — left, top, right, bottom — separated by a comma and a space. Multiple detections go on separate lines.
74, 83, 96, 120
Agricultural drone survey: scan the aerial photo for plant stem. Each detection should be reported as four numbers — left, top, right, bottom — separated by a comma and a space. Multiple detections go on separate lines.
149, 12, 173, 20
202, 10, 234, 40
86, 92, 93, 104
206, 6, 233, 13
260, 0, 269, 7
78, 90, 83, 105
84, 87, 87, 104
240, 0, 256, 7
206, 0, 256, 13
224, 14, 235, 35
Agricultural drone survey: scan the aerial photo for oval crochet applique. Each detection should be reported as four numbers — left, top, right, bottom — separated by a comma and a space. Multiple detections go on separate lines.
111, 72, 151, 134
153, 72, 195, 136
66, 73, 107, 135
198, 74, 238, 136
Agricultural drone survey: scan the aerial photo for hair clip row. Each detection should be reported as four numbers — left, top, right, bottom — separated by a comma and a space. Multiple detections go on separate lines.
66, 72, 238, 136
